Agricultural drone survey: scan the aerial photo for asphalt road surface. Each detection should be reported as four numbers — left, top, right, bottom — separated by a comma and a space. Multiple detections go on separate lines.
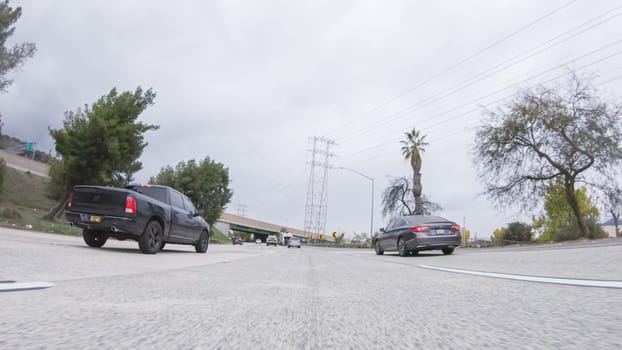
1, 227, 621, 349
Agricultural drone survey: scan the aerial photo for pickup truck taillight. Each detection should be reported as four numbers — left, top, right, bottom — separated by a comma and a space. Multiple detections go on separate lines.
67, 191, 74, 208
125, 195, 137, 215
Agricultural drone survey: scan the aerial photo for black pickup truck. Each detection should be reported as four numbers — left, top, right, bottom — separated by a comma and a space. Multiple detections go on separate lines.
65, 184, 210, 254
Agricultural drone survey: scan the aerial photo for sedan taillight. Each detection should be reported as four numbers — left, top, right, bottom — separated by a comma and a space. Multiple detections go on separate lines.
451, 224, 461, 233
411, 225, 430, 233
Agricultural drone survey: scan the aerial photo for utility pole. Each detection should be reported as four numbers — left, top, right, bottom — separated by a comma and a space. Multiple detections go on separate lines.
304, 136, 335, 240
337, 167, 374, 241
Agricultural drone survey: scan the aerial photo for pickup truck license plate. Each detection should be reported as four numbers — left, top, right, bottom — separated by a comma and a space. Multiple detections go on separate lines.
90, 215, 102, 223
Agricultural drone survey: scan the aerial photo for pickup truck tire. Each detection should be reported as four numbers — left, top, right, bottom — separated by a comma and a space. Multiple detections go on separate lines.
139, 220, 163, 254
83, 229, 108, 248
195, 230, 209, 253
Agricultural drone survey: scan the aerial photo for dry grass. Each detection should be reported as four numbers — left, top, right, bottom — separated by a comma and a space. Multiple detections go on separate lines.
0, 167, 80, 234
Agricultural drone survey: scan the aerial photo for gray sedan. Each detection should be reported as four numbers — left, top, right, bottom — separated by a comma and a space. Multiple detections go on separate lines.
287, 237, 301, 248
374, 215, 461, 256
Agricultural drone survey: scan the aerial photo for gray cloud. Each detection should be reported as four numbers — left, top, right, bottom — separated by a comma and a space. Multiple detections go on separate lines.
2, 0, 621, 237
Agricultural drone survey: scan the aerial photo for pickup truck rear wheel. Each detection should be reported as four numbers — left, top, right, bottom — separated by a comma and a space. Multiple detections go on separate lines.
83, 229, 107, 248
139, 220, 163, 254
195, 230, 209, 253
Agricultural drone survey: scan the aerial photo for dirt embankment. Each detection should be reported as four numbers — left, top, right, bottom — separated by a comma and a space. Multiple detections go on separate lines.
0, 150, 50, 177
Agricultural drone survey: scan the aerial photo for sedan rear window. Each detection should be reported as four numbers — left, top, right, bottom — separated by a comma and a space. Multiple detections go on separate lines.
403, 215, 449, 225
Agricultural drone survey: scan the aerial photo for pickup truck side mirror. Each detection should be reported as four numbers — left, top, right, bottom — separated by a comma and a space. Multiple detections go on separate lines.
379, 228, 385, 233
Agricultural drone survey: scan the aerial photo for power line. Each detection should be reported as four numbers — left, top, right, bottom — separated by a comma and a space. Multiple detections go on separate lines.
247, 165, 306, 210
339, 35, 622, 160
321, 0, 579, 140
341, 49, 622, 164
336, 6, 622, 146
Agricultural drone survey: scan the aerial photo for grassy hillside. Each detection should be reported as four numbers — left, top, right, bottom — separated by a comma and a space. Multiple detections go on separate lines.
210, 225, 230, 244
0, 166, 81, 234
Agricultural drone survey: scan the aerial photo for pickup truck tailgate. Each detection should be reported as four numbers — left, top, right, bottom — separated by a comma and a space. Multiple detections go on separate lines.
69, 186, 130, 217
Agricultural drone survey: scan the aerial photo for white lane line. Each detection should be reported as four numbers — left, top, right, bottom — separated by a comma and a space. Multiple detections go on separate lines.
0, 282, 54, 292
418, 265, 622, 289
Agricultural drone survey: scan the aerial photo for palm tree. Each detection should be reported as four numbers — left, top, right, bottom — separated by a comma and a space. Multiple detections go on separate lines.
400, 128, 428, 215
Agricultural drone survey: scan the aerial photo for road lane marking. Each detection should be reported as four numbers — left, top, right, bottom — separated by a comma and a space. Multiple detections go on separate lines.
0, 282, 54, 292
418, 265, 622, 289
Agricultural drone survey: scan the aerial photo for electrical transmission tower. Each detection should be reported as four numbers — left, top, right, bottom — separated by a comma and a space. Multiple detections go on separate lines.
236, 203, 247, 217
304, 136, 335, 237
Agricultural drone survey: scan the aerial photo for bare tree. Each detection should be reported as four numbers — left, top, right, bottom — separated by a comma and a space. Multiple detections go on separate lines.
473, 72, 622, 238
607, 191, 622, 237
599, 182, 622, 237
381, 176, 442, 219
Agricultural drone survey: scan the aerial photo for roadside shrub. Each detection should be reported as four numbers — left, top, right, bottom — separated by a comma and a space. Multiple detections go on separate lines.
503, 221, 533, 242
0, 158, 5, 197
1, 207, 21, 219
551, 217, 607, 241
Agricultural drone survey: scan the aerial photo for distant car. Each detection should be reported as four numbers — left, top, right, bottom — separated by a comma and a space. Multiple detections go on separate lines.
374, 215, 461, 257
266, 235, 278, 246
255, 238, 262, 244
232, 236, 243, 245
287, 237, 301, 248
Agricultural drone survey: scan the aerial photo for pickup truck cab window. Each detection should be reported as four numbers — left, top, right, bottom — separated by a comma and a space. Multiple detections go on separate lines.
182, 194, 196, 214
171, 191, 185, 210
134, 186, 167, 204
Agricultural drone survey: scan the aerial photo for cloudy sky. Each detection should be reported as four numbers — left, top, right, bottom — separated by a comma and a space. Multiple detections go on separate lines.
2, 0, 622, 239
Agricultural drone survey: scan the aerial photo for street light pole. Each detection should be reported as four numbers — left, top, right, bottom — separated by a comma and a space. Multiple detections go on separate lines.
338, 167, 374, 240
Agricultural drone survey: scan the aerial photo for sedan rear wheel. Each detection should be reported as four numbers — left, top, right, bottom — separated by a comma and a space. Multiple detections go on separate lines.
195, 230, 209, 253
374, 241, 384, 255
442, 247, 455, 255
398, 239, 409, 257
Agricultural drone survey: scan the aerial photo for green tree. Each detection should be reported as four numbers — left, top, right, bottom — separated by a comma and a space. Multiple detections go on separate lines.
381, 176, 441, 219
462, 228, 471, 247
45, 87, 158, 219
537, 179, 605, 241
0, 0, 36, 93
504, 222, 532, 242
473, 72, 622, 238
150, 157, 233, 225
492, 227, 507, 241
111, 161, 141, 187
400, 128, 428, 215
47, 158, 67, 200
